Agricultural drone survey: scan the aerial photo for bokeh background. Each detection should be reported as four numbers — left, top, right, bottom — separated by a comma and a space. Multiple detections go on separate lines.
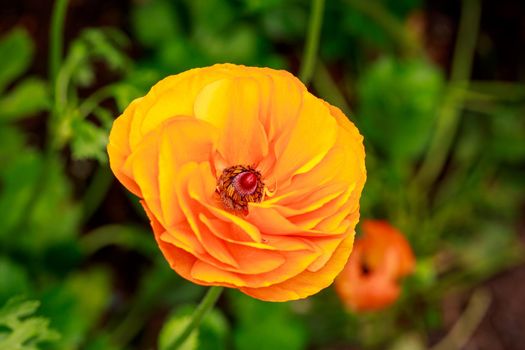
0, 0, 524, 349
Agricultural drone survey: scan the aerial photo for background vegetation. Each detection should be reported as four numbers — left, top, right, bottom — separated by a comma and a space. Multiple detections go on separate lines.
0, 0, 524, 349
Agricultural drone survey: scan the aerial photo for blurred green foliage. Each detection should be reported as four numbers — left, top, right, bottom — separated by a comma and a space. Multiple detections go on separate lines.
0, 0, 524, 349
358, 57, 445, 161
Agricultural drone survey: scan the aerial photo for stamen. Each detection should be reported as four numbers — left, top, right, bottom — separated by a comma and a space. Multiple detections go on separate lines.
217, 165, 265, 214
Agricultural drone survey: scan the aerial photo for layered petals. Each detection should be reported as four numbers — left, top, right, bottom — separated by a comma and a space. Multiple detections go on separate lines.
108, 64, 366, 301
335, 220, 415, 311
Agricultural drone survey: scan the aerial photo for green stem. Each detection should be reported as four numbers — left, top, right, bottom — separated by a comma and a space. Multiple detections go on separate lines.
468, 80, 525, 101
78, 85, 118, 120
163, 1, 322, 348
80, 224, 156, 257
312, 60, 354, 116
49, 0, 69, 91
299, 0, 326, 84
111, 266, 175, 347
166, 287, 224, 350
430, 289, 491, 350
345, 0, 421, 57
48, 0, 70, 152
82, 165, 113, 222
9, 0, 71, 240
413, 0, 481, 189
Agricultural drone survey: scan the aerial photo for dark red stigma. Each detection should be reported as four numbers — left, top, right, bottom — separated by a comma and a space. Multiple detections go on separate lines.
234, 172, 258, 195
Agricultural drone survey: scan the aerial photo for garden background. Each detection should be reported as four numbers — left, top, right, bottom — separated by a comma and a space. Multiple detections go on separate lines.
0, 0, 524, 349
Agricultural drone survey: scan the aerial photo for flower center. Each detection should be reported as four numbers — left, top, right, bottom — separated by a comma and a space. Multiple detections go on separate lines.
234, 172, 258, 195
217, 165, 264, 214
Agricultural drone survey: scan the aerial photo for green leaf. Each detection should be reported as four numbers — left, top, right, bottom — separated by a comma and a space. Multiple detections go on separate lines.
0, 151, 44, 244
83, 333, 119, 350
0, 151, 81, 260
0, 78, 50, 122
70, 119, 109, 163
358, 57, 445, 161
38, 269, 111, 350
80, 224, 157, 257
242, 0, 284, 13
260, 2, 306, 42
230, 291, 307, 350
196, 25, 259, 64
456, 223, 524, 278
158, 306, 198, 350
410, 258, 436, 289
112, 83, 144, 112
158, 304, 229, 350
0, 125, 26, 166
0, 296, 60, 350
0, 259, 31, 306
65, 28, 131, 90
187, 0, 235, 34
81, 29, 131, 73
0, 28, 34, 93
131, 0, 180, 47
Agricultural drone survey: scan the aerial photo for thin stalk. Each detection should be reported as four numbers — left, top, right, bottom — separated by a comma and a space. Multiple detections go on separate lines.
299, 0, 326, 84
78, 85, 118, 120
468, 80, 525, 101
82, 165, 113, 222
413, 0, 481, 190
9, 0, 71, 239
312, 60, 354, 116
48, 0, 71, 152
49, 0, 69, 92
111, 266, 176, 347
165, 287, 224, 350
430, 289, 491, 350
345, 0, 421, 57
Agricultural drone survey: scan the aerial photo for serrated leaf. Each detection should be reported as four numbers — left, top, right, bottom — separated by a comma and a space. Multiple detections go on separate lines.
0, 78, 50, 122
0, 28, 34, 93
71, 120, 109, 163
0, 297, 60, 350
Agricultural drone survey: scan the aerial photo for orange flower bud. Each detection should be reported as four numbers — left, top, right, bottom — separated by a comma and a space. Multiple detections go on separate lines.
107, 64, 366, 301
335, 220, 415, 311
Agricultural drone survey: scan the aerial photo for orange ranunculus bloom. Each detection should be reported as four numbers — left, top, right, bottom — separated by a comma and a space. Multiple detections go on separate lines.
107, 64, 366, 301
335, 220, 415, 311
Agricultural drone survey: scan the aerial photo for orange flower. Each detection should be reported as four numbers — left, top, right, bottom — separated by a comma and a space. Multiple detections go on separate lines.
335, 220, 415, 311
107, 64, 366, 301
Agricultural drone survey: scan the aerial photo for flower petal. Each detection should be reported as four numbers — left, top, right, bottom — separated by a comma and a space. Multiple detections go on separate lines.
107, 98, 143, 196
270, 93, 338, 187
194, 77, 268, 167
240, 234, 355, 301
157, 118, 217, 227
